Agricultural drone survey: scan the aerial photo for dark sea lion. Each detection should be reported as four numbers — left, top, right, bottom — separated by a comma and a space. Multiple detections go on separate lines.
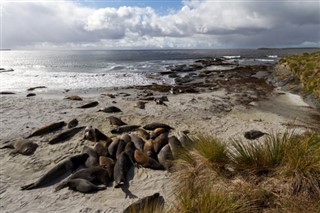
67, 118, 78, 128
150, 128, 167, 140
65, 95, 83, 101
0, 139, 38, 156
26, 93, 36, 97
98, 106, 122, 113
143, 156, 164, 170
135, 129, 150, 140
168, 136, 184, 157
49, 126, 85, 144
111, 125, 140, 134
27, 86, 46, 91
143, 123, 173, 131
107, 116, 127, 126
120, 134, 131, 143
130, 134, 145, 150
124, 142, 136, 164
123, 193, 164, 213
114, 152, 132, 187
108, 138, 120, 159
77, 101, 99, 109
55, 167, 111, 191
66, 178, 106, 193
244, 130, 267, 140
152, 132, 169, 153
21, 153, 89, 190
94, 142, 108, 156
157, 144, 173, 170
26, 121, 66, 138
82, 146, 99, 168
134, 101, 147, 109
134, 150, 149, 165
116, 139, 127, 159
99, 156, 115, 178
84, 126, 96, 141
94, 128, 112, 144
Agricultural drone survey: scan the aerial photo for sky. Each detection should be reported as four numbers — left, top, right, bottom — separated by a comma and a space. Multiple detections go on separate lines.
1, 0, 320, 49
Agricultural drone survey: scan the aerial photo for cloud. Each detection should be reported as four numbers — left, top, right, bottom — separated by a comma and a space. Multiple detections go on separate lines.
2, 0, 320, 49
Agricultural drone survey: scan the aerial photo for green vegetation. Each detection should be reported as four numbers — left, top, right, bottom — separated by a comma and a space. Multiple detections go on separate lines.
279, 52, 320, 98
169, 131, 320, 213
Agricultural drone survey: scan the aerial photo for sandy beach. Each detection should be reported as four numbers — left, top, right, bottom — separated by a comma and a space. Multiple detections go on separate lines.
1, 60, 319, 213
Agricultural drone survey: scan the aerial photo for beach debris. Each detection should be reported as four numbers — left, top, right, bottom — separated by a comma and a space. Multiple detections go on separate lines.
123, 193, 164, 213
143, 123, 174, 131
65, 95, 83, 101
27, 86, 47, 91
26, 121, 66, 138
26, 93, 36, 97
244, 130, 267, 140
67, 118, 79, 128
107, 116, 127, 126
98, 106, 122, 113
48, 126, 85, 144
77, 101, 99, 108
111, 125, 141, 134
0, 139, 38, 156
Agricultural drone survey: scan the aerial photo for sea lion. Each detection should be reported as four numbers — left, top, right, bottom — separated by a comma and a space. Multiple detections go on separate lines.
135, 129, 150, 140
94, 142, 108, 156
0, 139, 38, 156
21, 153, 89, 190
152, 132, 169, 153
244, 130, 267, 140
111, 125, 140, 134
154, 98, 167, 107
65, 95, 83, 101
108, 138, 120, 159
66, 178, 106, 193
120, 134, 131, 143
48, 126, 85, 144
143, 140, 155, 158
55, 167, 111, 191
107, 116, 127, 126
98, 106, 122, 113
84, 126, 96, 142
77, 101, 99, 109
114, 152, 132, 187
150, 128, 167, 140
99, 156, 115, 178
134, 150, 163, 170
82, 146, 99, 168
134, 101, 147, 109
157, 144, 173, 170
124, 142, 136, 164
130, 134, 145, 150
123, 193, 164, 213
27, 86, 46, 91
143, 123, 173, 131
26, 121, 66, 138
168, 136, 184, 157
67, 118, 78, 128
179, 132, 193, 149
116, 140, 127, 159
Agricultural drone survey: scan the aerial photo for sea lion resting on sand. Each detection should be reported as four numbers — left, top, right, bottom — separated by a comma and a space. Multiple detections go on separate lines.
123, 193, 164, 213
66, 178, 106, 193
21, 153, 89, 190
114, 152, 133, 187
26, 121, 66, 138
0, 139, 38, 156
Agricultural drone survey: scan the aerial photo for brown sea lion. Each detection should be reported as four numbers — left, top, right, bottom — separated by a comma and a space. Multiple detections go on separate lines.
21, 153, 89, 190
66, 178, 106, 193
130, 134, 145, 150
0, 139, 38, 156
99, 156, 115, 178
114, 152, 133, 187
48, 126, 85, 144
55, 167, 111, 191
98, 106, 122, 113
82, 146, 99, 168
107, 116, 127, 126
150, 128, 167, 140
65, 95, 83, 101
67, 118, 79, 128
123, 193, 164, 213
143, 123, 173, 131
157, 144, 173, 170
94, 142, 108, 156
77, 101, 99, 108
26, 121, 66, 138
108, 138, 120, 159
152, 132, 169, 153
143, 140, 155, 158
135, 128, 150, 140
111, 125, 140, 134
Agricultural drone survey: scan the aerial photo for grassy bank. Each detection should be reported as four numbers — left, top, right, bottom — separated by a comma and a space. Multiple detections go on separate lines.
279, 52, 320, 99
169, 131, 320, 213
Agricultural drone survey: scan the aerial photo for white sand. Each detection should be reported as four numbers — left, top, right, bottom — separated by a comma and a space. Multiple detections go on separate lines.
0, 88, 319, 213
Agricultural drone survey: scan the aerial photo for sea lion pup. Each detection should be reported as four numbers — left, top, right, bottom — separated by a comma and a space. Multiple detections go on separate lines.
98, 106, 122, 113
55, 167, 111, 191
143, 123, 173, 131
77, 101, 99, 109
114, 152, 133, 188
99, 156, 115, 178
123, 193, 164, 213
158, 144, 173, 170
244, 130, 267, 140
21, 153, 89, 190
84, 126, 96, 142
108, 138, 120, 159
94, 142, 108, 156
107, 116, 127, 126
111, 125, 141, 134
134, 150, 164, 170
0, 139, 38, 156
135, 128, 150, 140
134, 101, 147, 109
82, 146, 99, 168
67, 118, 79, 128
150, 128, 167, 140
66, 178, 106, 193
26, 121, 66, 138
94, 128, 112, 144
152, 132, 169, 154
130, 134, 145, 150
49, 126, 85, 145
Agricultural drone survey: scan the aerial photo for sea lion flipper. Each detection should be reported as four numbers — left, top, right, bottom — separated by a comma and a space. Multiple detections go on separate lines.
0, 142, 14, 149
9, 150, 18, 156
97, 185, 106, 191
21, 183, 35, 190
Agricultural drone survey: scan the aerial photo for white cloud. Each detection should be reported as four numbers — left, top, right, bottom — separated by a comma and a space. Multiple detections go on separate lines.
2, 0, 320, 49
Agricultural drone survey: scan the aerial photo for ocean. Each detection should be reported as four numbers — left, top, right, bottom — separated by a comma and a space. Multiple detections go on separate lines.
1, 49, 318, 93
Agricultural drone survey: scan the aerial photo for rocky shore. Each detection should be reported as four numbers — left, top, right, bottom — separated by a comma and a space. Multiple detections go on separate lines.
0, 57, 319, 213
